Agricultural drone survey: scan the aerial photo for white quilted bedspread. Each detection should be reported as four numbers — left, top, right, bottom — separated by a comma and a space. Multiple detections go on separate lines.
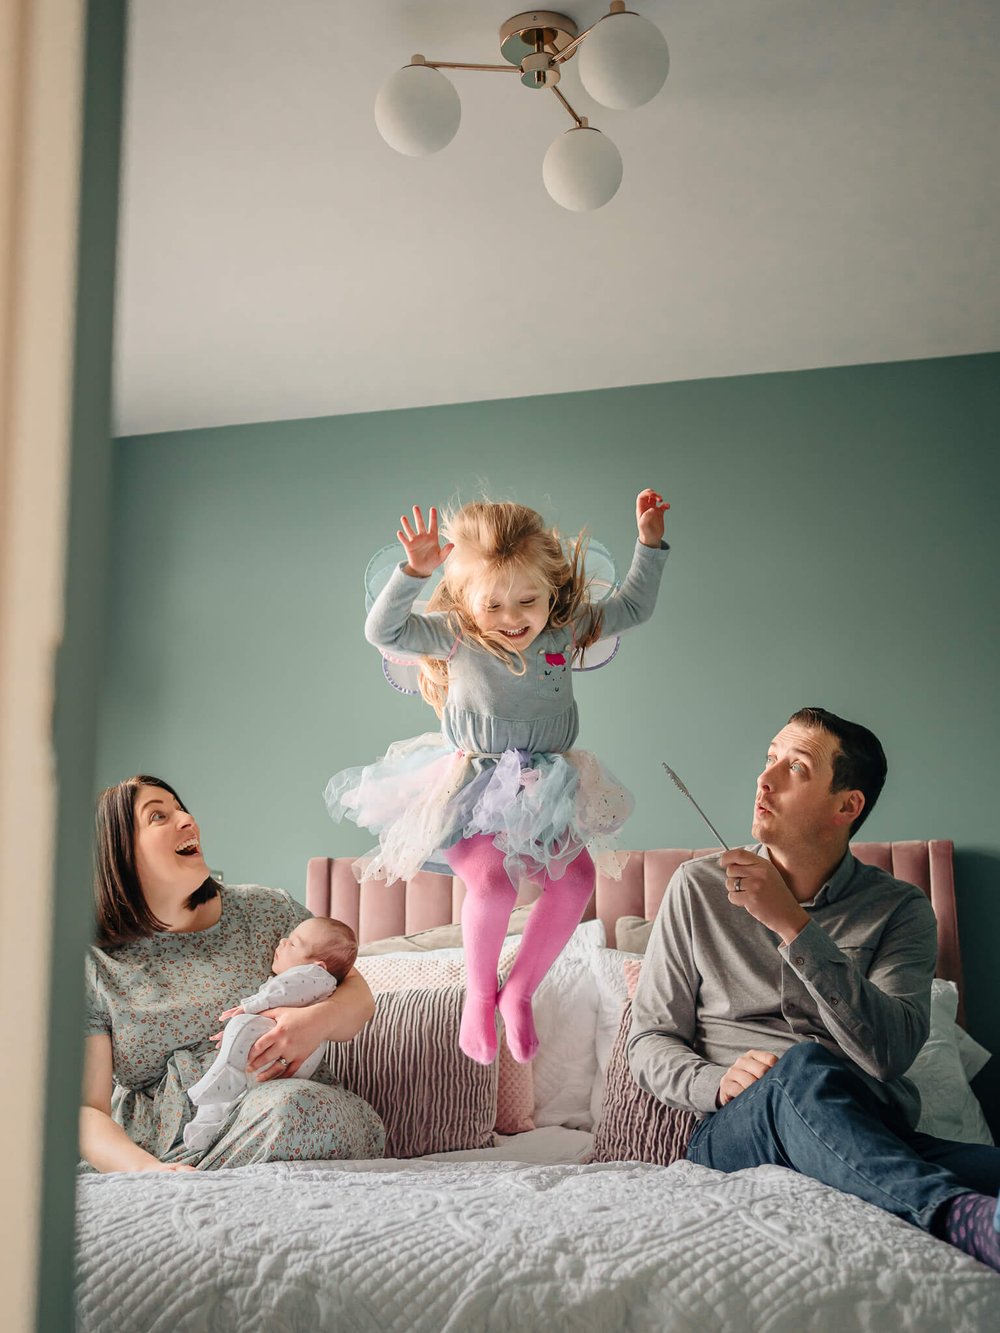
76, 1159, 1000, 1332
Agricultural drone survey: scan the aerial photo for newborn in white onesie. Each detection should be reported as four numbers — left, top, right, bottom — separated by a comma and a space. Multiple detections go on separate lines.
184, 915, 358, 1152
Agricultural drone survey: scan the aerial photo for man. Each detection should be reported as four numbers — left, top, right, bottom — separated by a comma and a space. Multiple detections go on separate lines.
628, 707, 1000, 1271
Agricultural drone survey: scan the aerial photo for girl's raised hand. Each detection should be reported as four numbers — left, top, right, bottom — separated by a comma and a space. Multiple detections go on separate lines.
636, 488, 669, 547
397, 505, 454, 578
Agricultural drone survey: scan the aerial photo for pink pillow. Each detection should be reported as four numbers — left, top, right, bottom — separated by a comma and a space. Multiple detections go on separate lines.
356, 952, 535, 1135
327, 984, 497, 1158
587, 959, 697, 1165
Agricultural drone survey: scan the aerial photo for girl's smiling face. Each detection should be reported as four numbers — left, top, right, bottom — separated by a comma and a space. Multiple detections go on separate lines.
133, 785, 208, 897
471, 566, 551, 652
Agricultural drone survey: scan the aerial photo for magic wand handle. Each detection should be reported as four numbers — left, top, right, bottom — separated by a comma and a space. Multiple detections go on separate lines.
661, 763, 730, 851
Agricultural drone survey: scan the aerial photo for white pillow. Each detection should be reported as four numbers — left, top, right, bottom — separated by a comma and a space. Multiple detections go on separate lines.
529, 919, 606, 1130
906, 979, 993, 1145
955, 1024, 992, 1081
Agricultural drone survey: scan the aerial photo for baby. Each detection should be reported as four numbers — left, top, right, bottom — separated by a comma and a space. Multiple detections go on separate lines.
183, 916, 358, 1152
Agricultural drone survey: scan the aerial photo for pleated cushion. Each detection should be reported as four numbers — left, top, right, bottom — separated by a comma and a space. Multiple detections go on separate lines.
587, 961, 697, 1165
327, 984, 498, 1158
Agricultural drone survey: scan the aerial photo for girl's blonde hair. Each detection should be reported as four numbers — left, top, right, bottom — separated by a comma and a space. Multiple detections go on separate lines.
418, 501, 605, 715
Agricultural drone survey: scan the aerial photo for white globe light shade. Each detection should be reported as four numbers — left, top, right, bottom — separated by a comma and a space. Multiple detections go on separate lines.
542, 127, 623, 212
374, 64, 460, 156
577, 12, 669, 110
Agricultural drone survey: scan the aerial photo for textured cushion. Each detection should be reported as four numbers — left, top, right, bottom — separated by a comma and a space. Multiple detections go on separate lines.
355, 948, 534, 1135
587, 960, 697, 1165
614, 915, 652, 954
359, 923, 465, 956
358, 905, 534, 956
327, 984, 498, 1158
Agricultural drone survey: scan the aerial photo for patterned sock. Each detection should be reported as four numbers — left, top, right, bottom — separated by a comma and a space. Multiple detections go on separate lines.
497, 849, 595, 1063
940, 1193, 1000, 1272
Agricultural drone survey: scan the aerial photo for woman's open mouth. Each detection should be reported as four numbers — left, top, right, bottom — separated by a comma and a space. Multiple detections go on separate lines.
175, 838, 200, 857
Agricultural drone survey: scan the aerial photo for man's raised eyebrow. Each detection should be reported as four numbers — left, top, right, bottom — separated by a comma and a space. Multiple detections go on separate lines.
767, 744, 813, 763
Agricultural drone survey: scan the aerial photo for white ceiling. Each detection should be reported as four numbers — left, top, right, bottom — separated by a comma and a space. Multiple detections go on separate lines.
115, 0, 1000, 437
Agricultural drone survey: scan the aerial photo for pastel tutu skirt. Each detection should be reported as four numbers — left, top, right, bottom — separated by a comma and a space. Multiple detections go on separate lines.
324, 732, 633, 887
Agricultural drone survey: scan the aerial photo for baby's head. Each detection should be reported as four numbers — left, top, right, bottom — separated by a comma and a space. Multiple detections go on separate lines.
272, 917, 358, 982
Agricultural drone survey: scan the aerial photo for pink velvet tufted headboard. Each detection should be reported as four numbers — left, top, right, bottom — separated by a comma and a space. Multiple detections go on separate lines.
306, 839, 962, 1023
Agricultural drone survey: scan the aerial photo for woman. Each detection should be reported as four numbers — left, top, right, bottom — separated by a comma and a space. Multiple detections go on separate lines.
80, 775, 385, 1171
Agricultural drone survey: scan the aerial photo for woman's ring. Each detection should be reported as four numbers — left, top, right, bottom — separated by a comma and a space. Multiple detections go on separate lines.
276, 1056, 289, 1067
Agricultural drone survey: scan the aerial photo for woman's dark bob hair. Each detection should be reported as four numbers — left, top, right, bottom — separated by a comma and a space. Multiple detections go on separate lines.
94, 775, 218, 949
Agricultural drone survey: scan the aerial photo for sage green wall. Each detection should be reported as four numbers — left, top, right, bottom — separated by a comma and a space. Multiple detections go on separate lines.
101, 352, 1000, 1118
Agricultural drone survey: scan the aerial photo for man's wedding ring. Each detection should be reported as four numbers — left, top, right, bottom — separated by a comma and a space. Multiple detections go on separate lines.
733, 879, 743, 892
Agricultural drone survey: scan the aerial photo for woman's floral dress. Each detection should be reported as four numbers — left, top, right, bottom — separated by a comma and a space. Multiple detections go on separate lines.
84, 884, 385, 1169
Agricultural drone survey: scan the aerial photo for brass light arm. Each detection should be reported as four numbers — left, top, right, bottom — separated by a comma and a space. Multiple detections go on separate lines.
551, 1, 627, 64
420, 60, 520, 73
550, 85, 585, 127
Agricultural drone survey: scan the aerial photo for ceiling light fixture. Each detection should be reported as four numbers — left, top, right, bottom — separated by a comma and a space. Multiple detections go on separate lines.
374, 4, 669, 212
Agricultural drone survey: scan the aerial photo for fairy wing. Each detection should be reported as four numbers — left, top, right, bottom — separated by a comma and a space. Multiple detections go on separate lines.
364, 544, 446, 696
572, 538, 620, 672
363, 537, 622, 693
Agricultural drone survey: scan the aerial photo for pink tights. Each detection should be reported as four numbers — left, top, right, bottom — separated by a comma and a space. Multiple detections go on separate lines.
444, 834, 595, 1064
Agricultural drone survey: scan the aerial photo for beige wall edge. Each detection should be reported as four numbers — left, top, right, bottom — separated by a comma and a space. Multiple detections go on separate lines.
0, 1, 87, 1330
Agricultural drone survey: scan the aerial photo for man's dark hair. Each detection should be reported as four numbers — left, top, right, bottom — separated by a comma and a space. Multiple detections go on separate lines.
94, 774, 218, 949
788, 707, 887, 836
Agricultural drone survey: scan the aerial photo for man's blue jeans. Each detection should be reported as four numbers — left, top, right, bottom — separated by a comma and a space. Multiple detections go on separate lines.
686, 1042, 1000, 1232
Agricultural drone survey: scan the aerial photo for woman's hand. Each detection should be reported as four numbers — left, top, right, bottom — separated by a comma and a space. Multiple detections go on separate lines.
80, 1034, 198, 1173
248, 1003, 326, 1079
636, 488, 669, 547
397, 505, 454, 578
247, 969, 376, 1079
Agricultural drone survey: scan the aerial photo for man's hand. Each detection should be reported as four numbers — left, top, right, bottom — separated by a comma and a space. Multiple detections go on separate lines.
718, 848, 810, 945
717, 1049, 779, 1106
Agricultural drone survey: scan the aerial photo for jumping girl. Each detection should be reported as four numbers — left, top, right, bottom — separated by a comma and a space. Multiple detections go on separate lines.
326, 489, 669, 1064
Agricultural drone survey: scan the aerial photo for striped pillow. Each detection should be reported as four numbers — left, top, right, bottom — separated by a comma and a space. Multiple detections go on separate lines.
355, 950, 535, 1135
327, 984, 498, 1158
587, 961, 697, 1165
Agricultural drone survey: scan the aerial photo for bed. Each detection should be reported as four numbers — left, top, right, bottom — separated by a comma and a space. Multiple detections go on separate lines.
75, 841, 1000, 1331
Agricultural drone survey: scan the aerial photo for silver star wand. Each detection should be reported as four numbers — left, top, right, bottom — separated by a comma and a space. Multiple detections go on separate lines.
662, 763, 744, 890
661, 763, 732, 855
